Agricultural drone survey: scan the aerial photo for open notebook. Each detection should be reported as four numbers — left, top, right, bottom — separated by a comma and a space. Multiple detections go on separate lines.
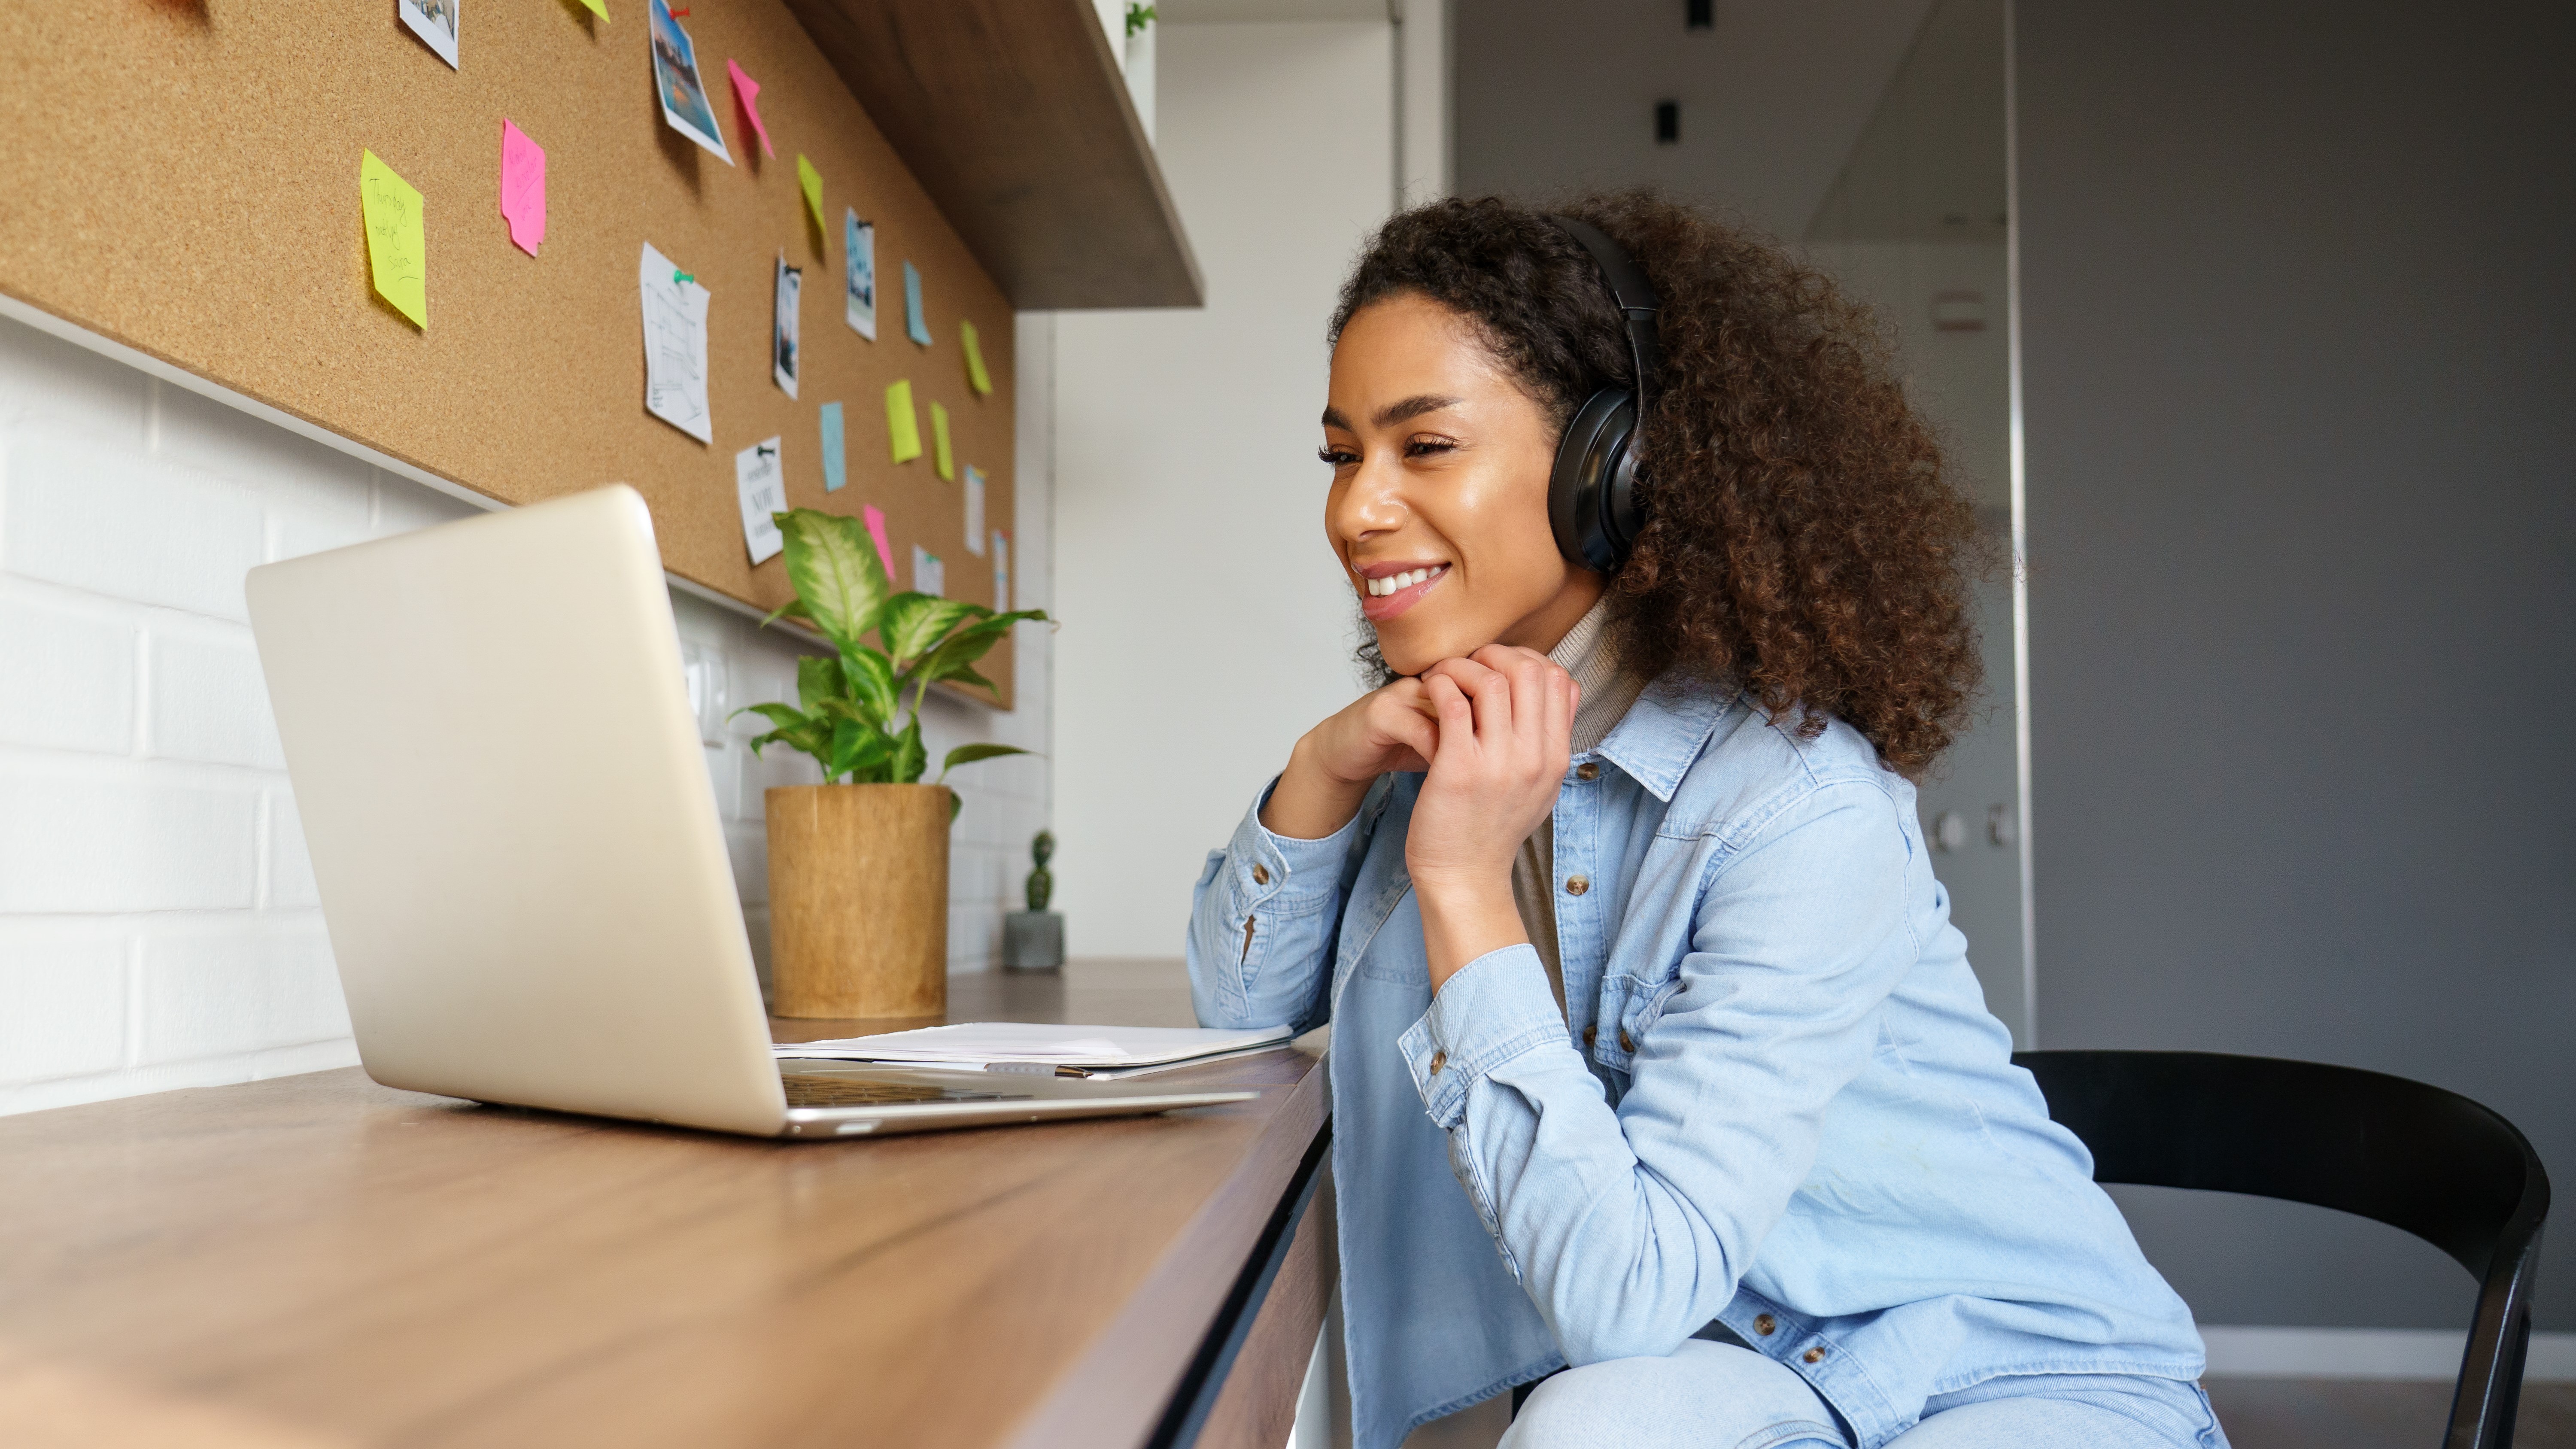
772, 1022, 1296, 1079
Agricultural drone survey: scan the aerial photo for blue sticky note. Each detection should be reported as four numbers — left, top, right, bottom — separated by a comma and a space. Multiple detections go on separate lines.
903, 260, 931, 346
818, 401, 847, 492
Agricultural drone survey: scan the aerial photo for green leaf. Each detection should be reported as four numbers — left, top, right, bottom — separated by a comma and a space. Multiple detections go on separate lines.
777, 509, 890, 652
949, 789, 963, 823
826, 716, 893, 784
737, 703, 830, 764
796, 655, 846, 713
878, 593, 983, 667
890, 716, 927, 785
937, 742, 1028, 783
840, 648, 899, 725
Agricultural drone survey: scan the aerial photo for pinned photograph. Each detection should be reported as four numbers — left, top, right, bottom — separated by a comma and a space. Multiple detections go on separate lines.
964, 466, 987, 555
773, 255, 802, 400
648, 0, 732, 164
398, 0, 460, 69
844, 210, 877, 341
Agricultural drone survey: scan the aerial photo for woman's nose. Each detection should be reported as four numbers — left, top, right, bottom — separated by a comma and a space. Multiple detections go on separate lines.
1333, 449, 1407, 540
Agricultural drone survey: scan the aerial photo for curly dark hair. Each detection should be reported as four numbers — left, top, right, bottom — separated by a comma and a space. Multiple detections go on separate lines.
1328, 190, 1984, 780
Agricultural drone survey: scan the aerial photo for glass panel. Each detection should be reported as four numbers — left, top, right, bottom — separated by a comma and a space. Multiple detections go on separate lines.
1804, 0, 2031, 1042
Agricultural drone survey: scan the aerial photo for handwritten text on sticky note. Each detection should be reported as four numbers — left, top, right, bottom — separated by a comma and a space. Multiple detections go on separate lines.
359, 150, 428, 329
499, 120, 546, 256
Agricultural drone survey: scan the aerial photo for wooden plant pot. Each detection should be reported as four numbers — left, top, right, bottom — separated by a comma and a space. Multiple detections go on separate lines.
766, 783, 951, 1019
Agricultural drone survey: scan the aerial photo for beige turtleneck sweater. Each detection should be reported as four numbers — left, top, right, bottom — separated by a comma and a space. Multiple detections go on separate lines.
1511, 598, 1647, 1017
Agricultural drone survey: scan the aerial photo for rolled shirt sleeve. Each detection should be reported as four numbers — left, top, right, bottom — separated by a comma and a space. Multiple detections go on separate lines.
1187, 778, 1370, 1033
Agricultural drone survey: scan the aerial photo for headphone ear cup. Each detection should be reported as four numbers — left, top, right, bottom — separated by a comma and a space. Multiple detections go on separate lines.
1549, 389, 1638, 573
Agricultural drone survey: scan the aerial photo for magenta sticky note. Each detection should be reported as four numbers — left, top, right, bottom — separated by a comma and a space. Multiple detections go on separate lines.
499, 119, 546, 256
727, 59, 775, 158
862, 504, 895, 579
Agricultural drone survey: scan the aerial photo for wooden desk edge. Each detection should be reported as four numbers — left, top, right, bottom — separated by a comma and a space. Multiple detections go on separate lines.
1006, 1053, 1331, 1449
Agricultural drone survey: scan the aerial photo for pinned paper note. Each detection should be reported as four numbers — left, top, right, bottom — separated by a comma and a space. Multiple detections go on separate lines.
639, 242, 712, 442
772, 255, 802, 399
726, 60, 774, 157
649, 0, 732, 164
862, 504, 895, 579
902, 260, 930, 346
930, 401, 954, 481
359, 150, 428, 329
885, 380, 921, 463
796, 155, 826, 236
498, 119, 546, 256
398, 0, 460, 68
964, 466, 987, 554
961, 321, 992, 395
736, 437, 786, 565
844, 210, 876, 340
912, 544, 944, 599
819, 401, 847, 492
992, 531, 1010, 611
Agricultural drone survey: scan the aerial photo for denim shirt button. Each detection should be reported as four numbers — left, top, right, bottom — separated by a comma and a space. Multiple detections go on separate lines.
1802, 1346, 1827, 1364
1618, 1030, 1634, 1052
1575, 761, 1600, 781
1582, 1024, 1597, 1047
1564, 875, 1589, 896
1754, 1314, 1776, 1337
1429, 1049, 1448, 1076
1252, 863, 1270, 885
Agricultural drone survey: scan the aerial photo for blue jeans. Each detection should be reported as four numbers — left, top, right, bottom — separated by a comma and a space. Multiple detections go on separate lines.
1499, 1341, 2230, 1449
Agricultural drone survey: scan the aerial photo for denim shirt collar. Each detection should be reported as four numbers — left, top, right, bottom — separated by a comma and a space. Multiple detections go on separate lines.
1592, 674, 1738, 802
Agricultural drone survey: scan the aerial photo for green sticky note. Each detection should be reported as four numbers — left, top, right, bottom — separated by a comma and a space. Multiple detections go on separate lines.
930, 400, 953, 480
358, 150, 427, 329
886, 380, 922, 464
961, 320, 992, 395
796, 155, 826, 234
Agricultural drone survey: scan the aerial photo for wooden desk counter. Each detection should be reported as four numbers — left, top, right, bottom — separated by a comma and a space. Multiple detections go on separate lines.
0, 960, 1333, 1449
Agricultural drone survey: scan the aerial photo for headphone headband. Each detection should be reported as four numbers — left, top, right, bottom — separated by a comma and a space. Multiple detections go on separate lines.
1543, 217, 1661, 573
1548, 217, 1662, 417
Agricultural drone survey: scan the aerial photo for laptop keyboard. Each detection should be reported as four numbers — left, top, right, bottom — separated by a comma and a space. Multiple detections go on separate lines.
781, 1075, 1036, 1109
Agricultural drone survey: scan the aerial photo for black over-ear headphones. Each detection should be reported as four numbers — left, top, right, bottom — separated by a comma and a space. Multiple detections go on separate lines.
1544, 217, 1662, 573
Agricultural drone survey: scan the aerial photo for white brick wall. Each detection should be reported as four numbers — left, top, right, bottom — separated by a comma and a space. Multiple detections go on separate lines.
0, 310, 1054, 1116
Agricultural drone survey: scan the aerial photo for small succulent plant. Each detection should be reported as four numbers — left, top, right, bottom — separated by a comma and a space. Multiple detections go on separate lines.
1025, 830, 1055, 912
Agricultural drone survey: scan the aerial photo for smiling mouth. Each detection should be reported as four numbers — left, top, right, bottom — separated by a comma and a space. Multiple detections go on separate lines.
1364, 564, 1449, 597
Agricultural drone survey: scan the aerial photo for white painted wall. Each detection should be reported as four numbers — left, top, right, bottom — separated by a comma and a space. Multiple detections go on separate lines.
1051, 19, 1400, 959
0, 311, 1053, 1116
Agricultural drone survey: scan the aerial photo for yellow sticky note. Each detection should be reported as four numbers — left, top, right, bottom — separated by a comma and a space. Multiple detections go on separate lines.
930, 400, 954, 480
575, 0, 607, 18
886, 380, 922, 464
796, 155, 826, 235
358, 150, 427, 329
961, 320, 992, 395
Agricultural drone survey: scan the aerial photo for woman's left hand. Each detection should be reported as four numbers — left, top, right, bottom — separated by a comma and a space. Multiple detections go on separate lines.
1406, 644, 1577, 991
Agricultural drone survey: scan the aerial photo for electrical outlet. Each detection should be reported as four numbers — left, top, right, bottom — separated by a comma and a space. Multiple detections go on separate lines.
680, 639, 728, 746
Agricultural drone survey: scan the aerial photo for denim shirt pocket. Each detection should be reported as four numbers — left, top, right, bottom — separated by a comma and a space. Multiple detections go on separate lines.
1595, 962, 1688, 1073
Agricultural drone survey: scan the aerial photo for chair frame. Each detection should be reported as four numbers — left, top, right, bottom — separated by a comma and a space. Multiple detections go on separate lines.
2014, 1050, 2550, 1449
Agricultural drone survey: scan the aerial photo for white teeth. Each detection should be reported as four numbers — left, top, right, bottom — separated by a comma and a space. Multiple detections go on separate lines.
1366, 566, 1443, 598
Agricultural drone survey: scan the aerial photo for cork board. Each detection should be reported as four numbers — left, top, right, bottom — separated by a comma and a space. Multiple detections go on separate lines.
0, 0, 1019, 704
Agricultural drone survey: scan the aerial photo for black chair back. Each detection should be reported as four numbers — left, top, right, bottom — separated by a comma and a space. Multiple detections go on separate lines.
2014, 1050, 2550, 1449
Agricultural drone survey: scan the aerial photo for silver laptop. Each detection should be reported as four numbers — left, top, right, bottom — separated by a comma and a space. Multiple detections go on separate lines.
246, 484, 1253, 1138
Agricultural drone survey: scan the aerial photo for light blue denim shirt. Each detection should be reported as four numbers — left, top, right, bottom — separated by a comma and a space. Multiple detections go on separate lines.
1188, 677, 2205, 1449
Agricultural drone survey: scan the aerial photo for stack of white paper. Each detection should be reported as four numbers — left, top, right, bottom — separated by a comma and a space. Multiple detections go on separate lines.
773, 1022, 1293, 1077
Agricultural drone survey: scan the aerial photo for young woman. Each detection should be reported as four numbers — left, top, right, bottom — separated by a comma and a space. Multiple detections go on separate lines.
1186, 194, 2224, 1449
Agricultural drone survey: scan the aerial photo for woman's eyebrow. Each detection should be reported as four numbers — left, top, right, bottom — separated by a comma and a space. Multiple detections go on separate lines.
1373, 394, 1463, 428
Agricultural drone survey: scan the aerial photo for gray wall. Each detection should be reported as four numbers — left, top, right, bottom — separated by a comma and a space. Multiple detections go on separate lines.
2018, 0, 2576, 1329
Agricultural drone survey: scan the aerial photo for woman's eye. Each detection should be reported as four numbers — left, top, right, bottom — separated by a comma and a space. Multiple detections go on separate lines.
1403, 437, 1457, 459
1318, 446, 1359, 466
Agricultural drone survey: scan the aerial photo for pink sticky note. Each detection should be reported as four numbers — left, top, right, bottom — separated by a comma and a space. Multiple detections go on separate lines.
862, 504, 895, 579
499, 119, 547, 256
727, 60, 775, 158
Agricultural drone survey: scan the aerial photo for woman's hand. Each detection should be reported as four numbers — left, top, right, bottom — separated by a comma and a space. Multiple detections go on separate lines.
1408, 646, 1576, 991
1260, 678, 1443, 841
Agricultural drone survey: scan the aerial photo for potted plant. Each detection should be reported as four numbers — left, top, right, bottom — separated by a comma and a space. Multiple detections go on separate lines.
739, 507, 1047, 1018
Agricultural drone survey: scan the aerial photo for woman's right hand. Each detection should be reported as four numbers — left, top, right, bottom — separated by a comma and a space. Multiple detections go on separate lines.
1258, 680, 1441, 841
